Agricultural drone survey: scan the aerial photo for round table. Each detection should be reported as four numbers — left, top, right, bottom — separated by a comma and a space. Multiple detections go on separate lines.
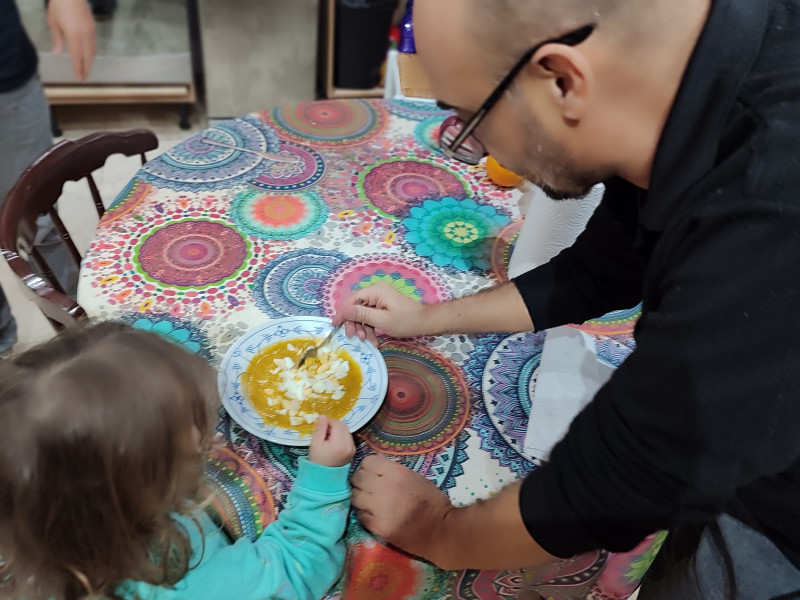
79, 98, 657, 600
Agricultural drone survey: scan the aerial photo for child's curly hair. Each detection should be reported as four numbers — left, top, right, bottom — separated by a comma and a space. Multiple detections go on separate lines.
0, 322, 220, 599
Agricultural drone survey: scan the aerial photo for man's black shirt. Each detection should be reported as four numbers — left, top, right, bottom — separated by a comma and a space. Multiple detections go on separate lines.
514, 0, 800, 568
1, 0, 39, 93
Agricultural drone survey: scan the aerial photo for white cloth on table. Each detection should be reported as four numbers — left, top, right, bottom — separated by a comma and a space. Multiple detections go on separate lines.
505, 183, 612, 460
523, 326, 616, 460
507, 183, 604, 279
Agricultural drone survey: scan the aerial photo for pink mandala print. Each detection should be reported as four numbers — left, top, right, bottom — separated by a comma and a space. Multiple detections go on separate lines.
231, 189, 327, 240
267, 99, 387, 148
491, 219, 524, 282
359, 159, 470, 218
322, 255, 450, 318
248, 143, 325, 192
573, 304, 642, 336
135, 220, 250, 288
101, 179, 154, 226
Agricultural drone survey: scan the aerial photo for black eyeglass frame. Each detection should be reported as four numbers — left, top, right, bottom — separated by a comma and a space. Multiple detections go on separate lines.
440, 24, 596, 164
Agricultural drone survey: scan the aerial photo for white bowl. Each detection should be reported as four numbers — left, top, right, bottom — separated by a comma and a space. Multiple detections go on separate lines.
218, 316, 388, 446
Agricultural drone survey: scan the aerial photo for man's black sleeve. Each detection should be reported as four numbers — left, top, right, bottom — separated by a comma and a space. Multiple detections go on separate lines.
512, 181, 645, 331
517, 196, 800, 556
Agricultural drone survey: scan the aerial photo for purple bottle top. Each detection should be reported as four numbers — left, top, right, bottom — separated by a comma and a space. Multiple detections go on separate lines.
399, 0, 416, 54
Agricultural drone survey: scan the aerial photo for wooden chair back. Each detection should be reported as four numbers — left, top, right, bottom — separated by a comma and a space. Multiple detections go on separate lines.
0, 129, 159, 331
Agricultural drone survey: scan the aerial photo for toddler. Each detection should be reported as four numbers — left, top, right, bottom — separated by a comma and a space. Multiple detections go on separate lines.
0, 322, 355, 600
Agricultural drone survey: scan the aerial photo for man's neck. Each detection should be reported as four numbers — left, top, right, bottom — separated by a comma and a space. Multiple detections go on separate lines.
609, 0, 712, 189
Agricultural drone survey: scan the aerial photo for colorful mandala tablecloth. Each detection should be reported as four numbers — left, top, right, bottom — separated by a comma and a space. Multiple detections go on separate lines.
79, 99, 657, 600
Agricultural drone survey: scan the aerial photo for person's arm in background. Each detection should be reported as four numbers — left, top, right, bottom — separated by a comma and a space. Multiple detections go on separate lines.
46, 0, 96, 81
333, 181, 644, 344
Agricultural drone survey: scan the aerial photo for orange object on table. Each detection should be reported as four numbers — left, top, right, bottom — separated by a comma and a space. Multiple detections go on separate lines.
486, 156, 524, 188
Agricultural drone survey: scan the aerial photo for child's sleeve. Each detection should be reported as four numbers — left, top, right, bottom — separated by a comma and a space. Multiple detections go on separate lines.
122, 457, 351, 600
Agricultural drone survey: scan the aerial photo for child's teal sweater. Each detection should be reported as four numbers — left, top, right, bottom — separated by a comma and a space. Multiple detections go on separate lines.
118, 458, 350, 600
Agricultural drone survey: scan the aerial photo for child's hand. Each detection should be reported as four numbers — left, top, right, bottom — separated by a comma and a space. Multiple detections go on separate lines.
309, 415, 356, 467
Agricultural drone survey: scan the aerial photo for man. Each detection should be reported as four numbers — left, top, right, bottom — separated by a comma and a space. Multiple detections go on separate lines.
333, 0, 800, 597
0, 0, 95, 354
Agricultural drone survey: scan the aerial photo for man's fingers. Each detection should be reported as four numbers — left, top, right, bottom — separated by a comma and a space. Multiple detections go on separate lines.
68, 31, 94, 81
351, 488, 376, 513
366, 327, 379, 347
81, 32, 96, 81
356, 507, 376, 531
50, 24, 64, 55
351, 468, 373, 491
344, 304, 387, 330
357, 510, 391, 540
347, 283, 390, 307
360, 453, 391, 473
73, 53, 86, 82
354, 323, 366, 341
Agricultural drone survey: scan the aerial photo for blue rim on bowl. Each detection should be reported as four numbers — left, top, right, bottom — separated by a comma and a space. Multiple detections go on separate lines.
218, 316, 388, 446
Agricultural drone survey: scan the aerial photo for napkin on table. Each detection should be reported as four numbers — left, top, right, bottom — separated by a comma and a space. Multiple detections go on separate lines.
523, 326, 616, 461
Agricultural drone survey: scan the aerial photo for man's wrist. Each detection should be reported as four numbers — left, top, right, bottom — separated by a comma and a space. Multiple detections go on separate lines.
426, 504, 463, 570
421, 301, 445, 337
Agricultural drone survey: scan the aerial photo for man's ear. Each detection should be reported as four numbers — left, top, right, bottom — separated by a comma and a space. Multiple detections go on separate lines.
531, 45, 591, 123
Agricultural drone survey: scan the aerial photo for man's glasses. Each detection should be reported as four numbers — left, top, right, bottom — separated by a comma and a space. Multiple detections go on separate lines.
439, 24, 595, 165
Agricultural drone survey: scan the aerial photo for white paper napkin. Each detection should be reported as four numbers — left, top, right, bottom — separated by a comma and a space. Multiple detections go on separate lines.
523, 326, 616, 460
508, 183, 604, 279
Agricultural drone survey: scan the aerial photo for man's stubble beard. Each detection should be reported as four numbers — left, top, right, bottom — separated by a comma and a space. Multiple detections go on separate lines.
517, 110, 606, 201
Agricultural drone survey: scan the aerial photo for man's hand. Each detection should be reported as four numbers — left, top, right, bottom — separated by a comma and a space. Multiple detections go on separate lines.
353, 455, 558, 571
333, 281, 534, 346
332, 283, 434, 345
351, 454, 455, 565
47, 0, 96, 82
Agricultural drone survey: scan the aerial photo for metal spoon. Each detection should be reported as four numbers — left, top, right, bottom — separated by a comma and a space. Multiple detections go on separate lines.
200, 137, 300, 163
296, 324, 343, 370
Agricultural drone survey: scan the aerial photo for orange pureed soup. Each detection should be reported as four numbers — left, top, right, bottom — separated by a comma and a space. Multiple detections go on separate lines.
244, 337, 361, 435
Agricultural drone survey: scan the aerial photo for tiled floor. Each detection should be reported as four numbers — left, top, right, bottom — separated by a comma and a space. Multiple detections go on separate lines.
1, 103, 206, 351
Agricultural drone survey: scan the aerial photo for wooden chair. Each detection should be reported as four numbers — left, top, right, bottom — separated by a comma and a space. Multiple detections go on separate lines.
0, 129, 159, 331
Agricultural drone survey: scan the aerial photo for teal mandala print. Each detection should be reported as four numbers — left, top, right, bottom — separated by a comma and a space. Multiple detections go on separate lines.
122, 314, 213, 360
386, 98, 450, 121
231, 188, 327, 240
415, 116, 446, 153
403, 197, 511, 271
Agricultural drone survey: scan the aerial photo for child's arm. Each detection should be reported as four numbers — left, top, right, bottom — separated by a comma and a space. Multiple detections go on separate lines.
120, 456, 350, 600
121, 417, 355, 600
244, 456, 351, 598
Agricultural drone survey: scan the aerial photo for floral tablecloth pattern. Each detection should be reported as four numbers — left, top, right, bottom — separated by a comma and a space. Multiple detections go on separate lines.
79, 99, 656, 600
